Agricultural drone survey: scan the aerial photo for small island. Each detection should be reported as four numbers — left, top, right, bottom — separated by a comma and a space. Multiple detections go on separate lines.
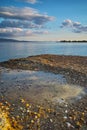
58, 40, 87, 43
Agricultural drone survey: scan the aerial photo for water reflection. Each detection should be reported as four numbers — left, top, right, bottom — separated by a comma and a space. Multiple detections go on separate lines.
0, 68, 86, 105
0, 42, 87, 62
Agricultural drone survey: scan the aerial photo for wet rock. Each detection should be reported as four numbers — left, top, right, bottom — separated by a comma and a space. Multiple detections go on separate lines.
0, 80, 4, 84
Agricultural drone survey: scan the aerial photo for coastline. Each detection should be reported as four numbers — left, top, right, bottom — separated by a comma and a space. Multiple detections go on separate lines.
0, 54, 87, 130
0, 54, 87, 87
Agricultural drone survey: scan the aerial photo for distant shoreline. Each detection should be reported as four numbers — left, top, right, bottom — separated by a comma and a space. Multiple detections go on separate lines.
59, 40, 87, 43
0, 38, 87, 42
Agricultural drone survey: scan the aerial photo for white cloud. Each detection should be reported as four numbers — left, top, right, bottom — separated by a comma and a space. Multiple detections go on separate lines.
61, 19, 72, 27
61, 19, 87, 33
0, 27, 23, 37
0, 27, 49, 38
0, 28, 22, 33
0, 6, 54, 38
0, 7, 54, 25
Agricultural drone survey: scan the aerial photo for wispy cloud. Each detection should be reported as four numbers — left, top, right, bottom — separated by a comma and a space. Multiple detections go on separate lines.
0, 20, 42, 29
0, 6, 54, 38
0, 28, 23, 37
61, 19, 87, 33
0, 27, 49, 38
19, 0, 38, 4
0, 7, 54, 25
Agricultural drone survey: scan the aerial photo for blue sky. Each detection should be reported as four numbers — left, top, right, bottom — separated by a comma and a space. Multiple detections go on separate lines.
0, 0, 87, 41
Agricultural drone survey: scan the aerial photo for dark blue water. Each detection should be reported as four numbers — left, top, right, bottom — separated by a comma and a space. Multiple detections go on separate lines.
0, 41, 87, 62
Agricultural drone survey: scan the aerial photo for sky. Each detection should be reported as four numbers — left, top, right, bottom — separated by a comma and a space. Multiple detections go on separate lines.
0, 0, 87, 41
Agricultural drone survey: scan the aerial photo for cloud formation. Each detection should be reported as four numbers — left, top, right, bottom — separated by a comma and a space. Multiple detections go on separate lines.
0, 20, 42, 29
0, 7, 54, 25
0, 27, 49, 38
19, 0, 37, 4
0, 28, 23, 37
61, 19, 87, 33
0, 6, 54, 38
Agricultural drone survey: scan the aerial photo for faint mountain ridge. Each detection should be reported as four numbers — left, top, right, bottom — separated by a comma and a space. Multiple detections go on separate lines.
0, 38, 29, 42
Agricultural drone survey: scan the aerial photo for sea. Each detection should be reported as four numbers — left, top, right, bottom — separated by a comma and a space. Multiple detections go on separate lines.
0, 41, 87, 62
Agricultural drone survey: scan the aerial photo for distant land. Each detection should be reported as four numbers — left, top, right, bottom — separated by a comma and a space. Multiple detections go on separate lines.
0, 38, 87, 42
59, 40, 87, 43
0, 38, 30, 42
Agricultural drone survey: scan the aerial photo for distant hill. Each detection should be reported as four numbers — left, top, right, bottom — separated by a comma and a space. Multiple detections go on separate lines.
0, 38, 29, 42
0, 38, 87, 42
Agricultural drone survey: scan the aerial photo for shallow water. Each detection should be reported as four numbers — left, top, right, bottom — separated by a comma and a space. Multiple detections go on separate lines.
0, 68, 86, 105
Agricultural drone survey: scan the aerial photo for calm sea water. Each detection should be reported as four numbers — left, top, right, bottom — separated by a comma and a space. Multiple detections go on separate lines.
0, 41, 87, 62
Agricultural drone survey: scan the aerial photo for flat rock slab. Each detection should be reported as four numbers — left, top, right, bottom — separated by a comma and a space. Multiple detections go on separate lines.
0, 54, 87, 86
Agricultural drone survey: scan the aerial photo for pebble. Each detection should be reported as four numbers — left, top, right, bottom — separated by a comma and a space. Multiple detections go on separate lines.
0, 80, 4, 84
63, 116, 67, 119
50, 119, 53, 122
65, 104, 68, 107
66, 122, 74, 128
65, 110, 68, 113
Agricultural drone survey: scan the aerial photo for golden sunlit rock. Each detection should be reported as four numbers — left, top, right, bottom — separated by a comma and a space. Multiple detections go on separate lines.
0, 98, 87, 130
0, 109, 14, 130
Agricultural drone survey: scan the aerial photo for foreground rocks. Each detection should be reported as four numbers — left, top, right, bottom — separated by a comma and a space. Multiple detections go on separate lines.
0, 54, 87, 130
0, 95, 87, 130
0, 54, 87, 87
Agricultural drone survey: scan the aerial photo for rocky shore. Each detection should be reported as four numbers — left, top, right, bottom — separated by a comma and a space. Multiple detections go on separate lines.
0, 54, 87, 130
0, 54, 87, 87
